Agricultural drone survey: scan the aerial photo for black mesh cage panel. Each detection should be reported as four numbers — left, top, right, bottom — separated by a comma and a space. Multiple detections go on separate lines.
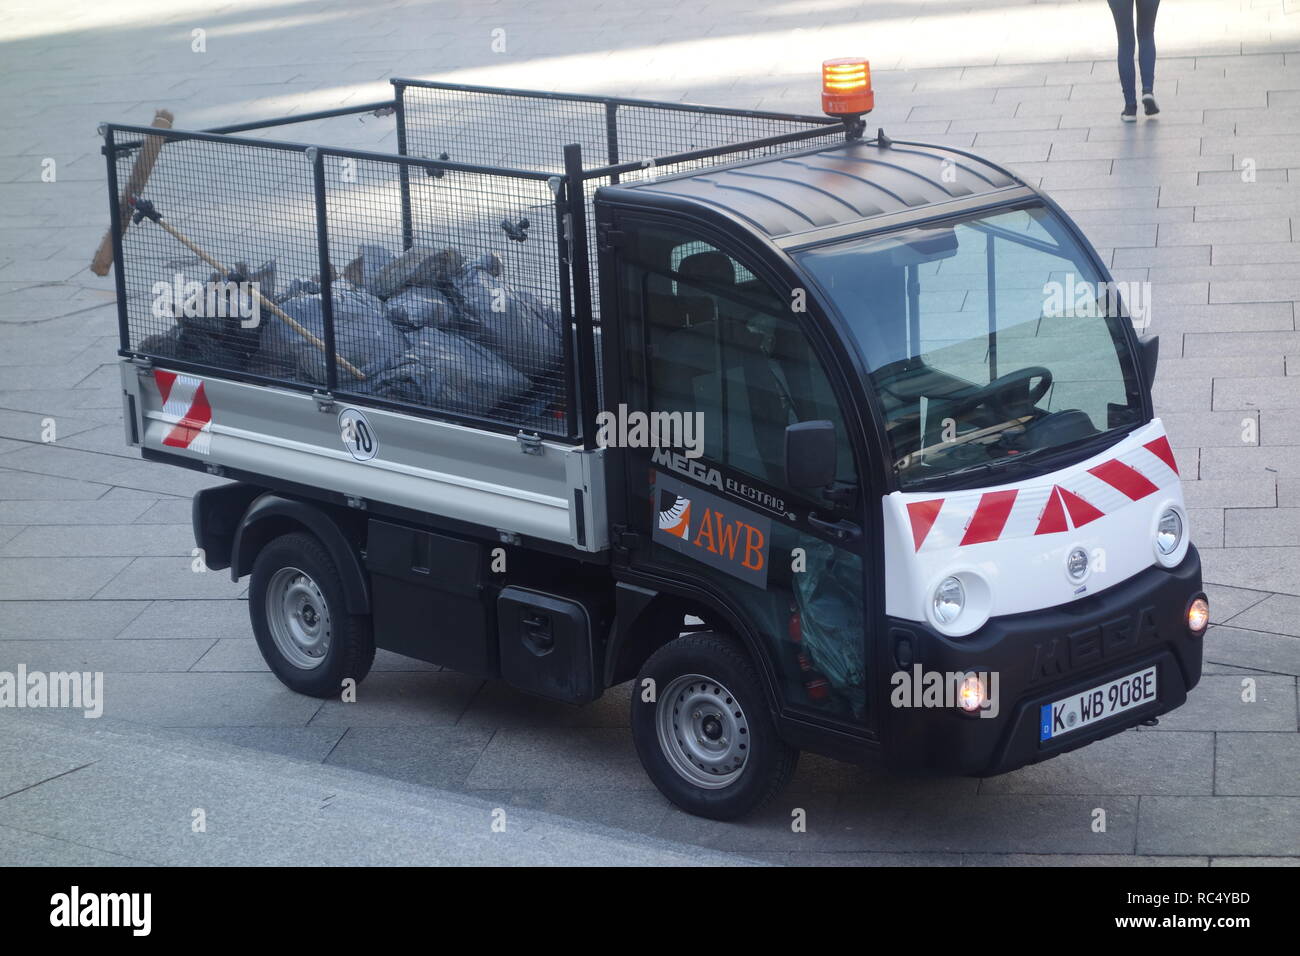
107, 83, 840, 443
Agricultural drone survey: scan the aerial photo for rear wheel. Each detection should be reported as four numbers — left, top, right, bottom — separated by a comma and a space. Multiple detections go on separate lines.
249, 531, 373, 698
631, 632, 798, 820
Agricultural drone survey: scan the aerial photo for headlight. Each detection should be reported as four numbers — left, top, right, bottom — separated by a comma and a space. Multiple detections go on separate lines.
1156, 509, 1183, 555
933, 576, 965, 624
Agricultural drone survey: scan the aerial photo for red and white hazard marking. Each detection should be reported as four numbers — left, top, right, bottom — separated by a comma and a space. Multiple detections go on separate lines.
905, 435, 1179, 553
153, 370, 212, 454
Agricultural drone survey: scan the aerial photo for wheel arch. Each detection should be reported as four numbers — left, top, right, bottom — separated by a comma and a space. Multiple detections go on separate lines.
606, 581, 781, 711
231, 494, 370, 614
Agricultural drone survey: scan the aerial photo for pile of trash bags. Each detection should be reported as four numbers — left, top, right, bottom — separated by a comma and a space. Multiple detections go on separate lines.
138, 242, 566, 422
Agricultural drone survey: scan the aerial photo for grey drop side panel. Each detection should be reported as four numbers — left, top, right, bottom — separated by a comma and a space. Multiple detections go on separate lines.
123, 361, 608, 552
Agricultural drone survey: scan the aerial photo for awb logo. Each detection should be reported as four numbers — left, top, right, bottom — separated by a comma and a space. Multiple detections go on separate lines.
657, 491, 691, 539
651, 473, 770, 587
50, 886, 151, 936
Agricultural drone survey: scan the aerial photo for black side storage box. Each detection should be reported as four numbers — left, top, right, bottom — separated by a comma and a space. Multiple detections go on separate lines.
497, 587, 599, 704
365, 519, 497, 678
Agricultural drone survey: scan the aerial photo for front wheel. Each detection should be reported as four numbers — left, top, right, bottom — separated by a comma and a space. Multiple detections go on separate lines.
631, 632, 798, 820
249, 531, 374, 698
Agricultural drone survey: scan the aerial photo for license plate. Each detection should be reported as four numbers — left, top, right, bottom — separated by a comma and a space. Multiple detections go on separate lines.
1040, 666, 1157, 742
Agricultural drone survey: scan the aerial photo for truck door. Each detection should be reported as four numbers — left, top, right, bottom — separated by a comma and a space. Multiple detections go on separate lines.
600, 211, 873, 731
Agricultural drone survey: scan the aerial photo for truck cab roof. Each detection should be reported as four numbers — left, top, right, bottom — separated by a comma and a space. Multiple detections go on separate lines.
601, 136, 1032, 250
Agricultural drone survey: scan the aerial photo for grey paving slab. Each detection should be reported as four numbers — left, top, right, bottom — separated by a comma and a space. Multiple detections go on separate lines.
116, 599, 248, 640
960, 853, 1208, 866
978, 730, 1213, 796
0, 599, 145, 640
1137, 797, 1300, 856
0, 638, 213, 674
81, 673, 323, 727
0, 498, 153, 525
1209, 855, 1300, 865
1144, 675, 1297, 731
0, 523, 194, 557
1204, 583, 1272, 623
179, 726, 347, 763
1225, 508, 1300, 546
820, 793, 1141, 855
1215, 733, 1300, 796
1226, 592, 1300, 637
455, 679, 632, 731
1202, 548, 1300, 596
325, 726, 495, 789
0, 556, 129, 599
1182, 478, 1275, 509
0, 823, 153, 867
0, 467, 111, 500
94, 557, 246, 600
1200, 444, 1300, 479
1160, 412, 1262, 450
308, 672, 482, 727
1203, 625, 1300, 676
1187, 508, 1224, 548
465, 728, 650, 791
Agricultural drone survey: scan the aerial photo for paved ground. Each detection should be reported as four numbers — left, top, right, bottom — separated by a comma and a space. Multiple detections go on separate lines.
1, 0, 1299, 865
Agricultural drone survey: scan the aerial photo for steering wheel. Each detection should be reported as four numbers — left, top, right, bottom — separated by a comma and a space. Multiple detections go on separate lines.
980, 366, 1052, 421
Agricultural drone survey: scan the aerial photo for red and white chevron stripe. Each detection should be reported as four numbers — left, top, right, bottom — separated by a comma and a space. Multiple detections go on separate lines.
153, 370, 212, 454
906, 435, 1179, 552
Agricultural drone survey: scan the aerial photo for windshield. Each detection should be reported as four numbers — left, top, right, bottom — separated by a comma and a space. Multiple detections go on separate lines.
796, 204, 1145, 489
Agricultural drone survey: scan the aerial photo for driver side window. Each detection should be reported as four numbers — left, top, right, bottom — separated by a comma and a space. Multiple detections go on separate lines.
637, 232, 856, 505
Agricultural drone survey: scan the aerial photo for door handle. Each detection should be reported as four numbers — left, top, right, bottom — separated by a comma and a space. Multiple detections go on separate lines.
807, 512, 862, 544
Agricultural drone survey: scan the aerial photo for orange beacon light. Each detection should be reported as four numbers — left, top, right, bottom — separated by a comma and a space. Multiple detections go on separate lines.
821, 57, 874, 118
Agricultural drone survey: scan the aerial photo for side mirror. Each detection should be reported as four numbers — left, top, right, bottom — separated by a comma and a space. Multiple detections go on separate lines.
1139, 335, 1159, 386
785, 420, 837, 489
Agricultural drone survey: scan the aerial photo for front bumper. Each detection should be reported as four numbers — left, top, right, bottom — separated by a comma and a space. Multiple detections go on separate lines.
880, 545, 1203, 775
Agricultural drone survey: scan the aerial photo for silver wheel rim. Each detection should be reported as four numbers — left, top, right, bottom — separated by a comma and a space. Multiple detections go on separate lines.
656, 673, 750, 789
265, 566, 331, 670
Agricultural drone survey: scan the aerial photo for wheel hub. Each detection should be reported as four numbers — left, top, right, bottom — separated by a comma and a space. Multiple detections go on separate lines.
265, 566, 332, 671
656, 674, 750, 789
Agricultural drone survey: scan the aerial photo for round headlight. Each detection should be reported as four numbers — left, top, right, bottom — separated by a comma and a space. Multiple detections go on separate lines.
933, 576, 965, 624
1156, 509, 1183, 555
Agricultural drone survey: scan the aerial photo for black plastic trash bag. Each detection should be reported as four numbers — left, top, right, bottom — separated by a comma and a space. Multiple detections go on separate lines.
370, 329, 529, 415
448, 255, 562, 379
138, 310, 263, 369
251, 282, 406, 383
385, 287, 457, 331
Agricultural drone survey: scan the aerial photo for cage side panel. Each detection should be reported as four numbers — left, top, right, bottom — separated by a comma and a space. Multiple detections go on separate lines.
110, 127, 576, 440
113, 134, 321, 384
321, 151, 573, 438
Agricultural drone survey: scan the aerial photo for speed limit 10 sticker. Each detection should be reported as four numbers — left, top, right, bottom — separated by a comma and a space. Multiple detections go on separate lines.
338, 408, 378, 461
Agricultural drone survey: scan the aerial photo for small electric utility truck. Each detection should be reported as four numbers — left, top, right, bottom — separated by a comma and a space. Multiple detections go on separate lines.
102, 60, 1207, 819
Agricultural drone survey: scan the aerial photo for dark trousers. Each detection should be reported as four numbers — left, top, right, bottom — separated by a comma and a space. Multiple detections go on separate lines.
1107, 0, 1160, 107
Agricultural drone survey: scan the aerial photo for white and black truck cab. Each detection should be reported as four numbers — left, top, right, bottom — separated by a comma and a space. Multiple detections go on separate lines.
105, 65, 1206, 819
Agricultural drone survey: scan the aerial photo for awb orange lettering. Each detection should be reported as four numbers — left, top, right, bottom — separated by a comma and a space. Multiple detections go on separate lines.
741, 524, 765, 570
693, 508, 718, 553
714, 513, 743, 559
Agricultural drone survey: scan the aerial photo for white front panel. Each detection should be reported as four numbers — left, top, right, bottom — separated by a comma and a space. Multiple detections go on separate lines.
883, 419, 1186, 625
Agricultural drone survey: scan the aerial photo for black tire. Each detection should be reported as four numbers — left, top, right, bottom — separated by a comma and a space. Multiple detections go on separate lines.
631, 632, 798, 820
249, 531, 374, 698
